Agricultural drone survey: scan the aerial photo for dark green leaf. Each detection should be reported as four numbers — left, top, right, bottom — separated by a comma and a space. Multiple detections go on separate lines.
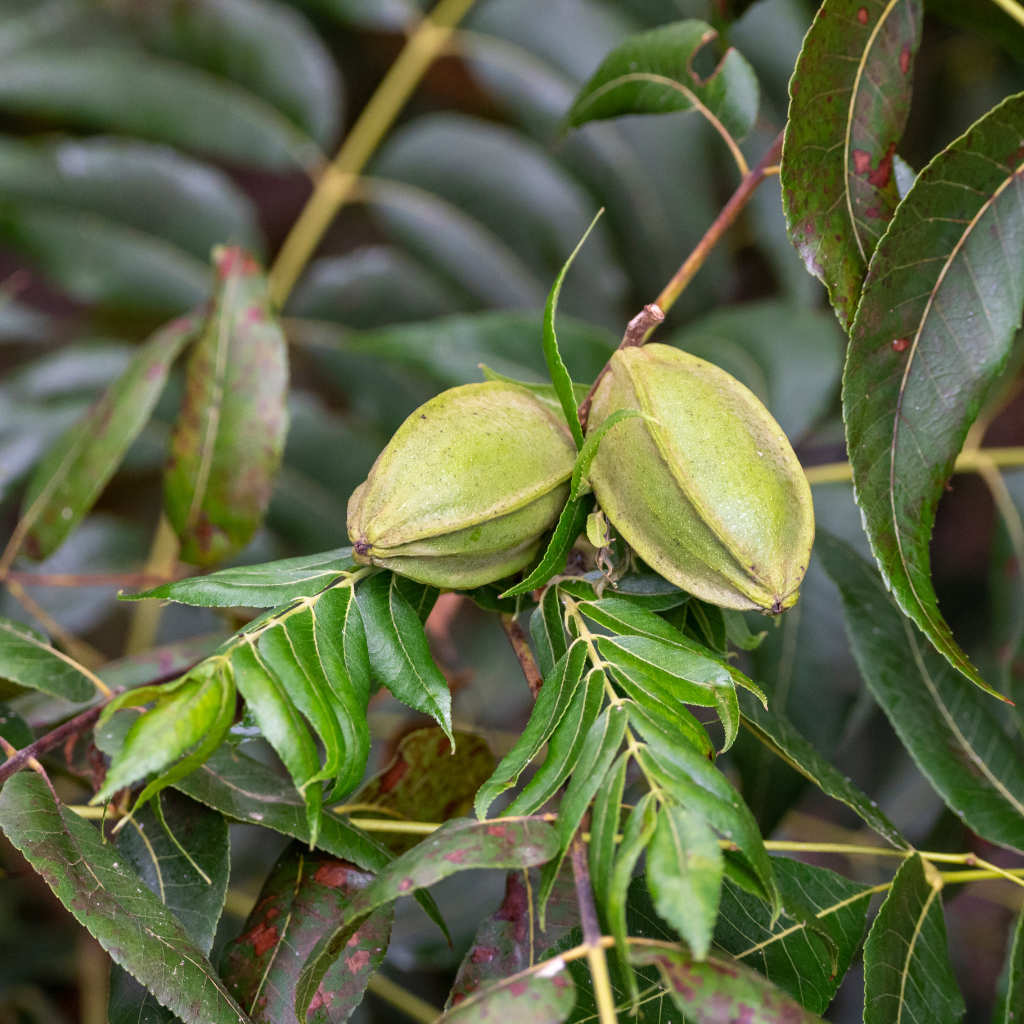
567, 21, 759, 141
739, 694, 908, 848
993, 907, 1024, 1023
165, 247, 289, 567
647, 802, 723, 959
863, 854, 964, 1024
120, 0, 341, 147
0, 48, 319, 169
221, 846, 391, 1024
126, 548, 359, 608
589, 750, 628, 914
843, 93, 1024, 698
0, 773, 249, 1024
294, 817, 559, 1016
630, 940, 821, 1023
530, 586, 568, 679
0, 704, 32, 751
0, 615, 97, 702
448, 866, 579, 1007
714, 857, 872, 1014
819, 533, 1024, 852
354, 727, 495, 852
781, 0, 922, 328
20, 314, 197, 559
355, 573, 453, 744
108, 792, 230, 1024
502, 667, 604, 816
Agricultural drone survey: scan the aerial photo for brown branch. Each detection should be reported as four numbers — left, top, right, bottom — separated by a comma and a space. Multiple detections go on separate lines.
0, 697, 118, 786
570, 834, 602, 946
500, 613, 543, 699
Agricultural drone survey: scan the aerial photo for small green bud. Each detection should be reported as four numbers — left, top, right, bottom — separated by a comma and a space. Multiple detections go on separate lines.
348, 381, 576, 589
586, 344, 814, 613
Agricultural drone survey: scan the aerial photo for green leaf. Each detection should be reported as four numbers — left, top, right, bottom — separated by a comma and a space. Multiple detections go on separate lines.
229, 641, 324, 843
165, 247, 289, 567
0, 48, 320, 169
448, 866, 579, 1007
993, 907, 1024, 1024
530, 586, 568, 679
739, 695, 908, 849
107, 792, 230, 1024
863, 854, 964, 1024
819, 533, 1024, 852
589, 750, 628, 914
439, 968, 575, 1023
630, 940, 822, 1023
119, 0, 341, 148
19, 314, 197, 559
0, 704, 32, 750
293, 817, 559, 1017
0, 615, 97, 702
542, 209, 604, 448
354, 727, 495, 852
0, 773, 249, 1024
502, 667, 604, 817
500, 497, 590, 599
843, 92, 1024, 699
567, 21, 759, 142
647, 802, 723, 960
221, 846, 391, 1024
355, 573, 453, 744
93, 660, 235, 805
126, 548, 359, 608
631, 719, 776, 907
537, 704, 628, 918
714, 858, 872, 1014
781, 0, 923, 328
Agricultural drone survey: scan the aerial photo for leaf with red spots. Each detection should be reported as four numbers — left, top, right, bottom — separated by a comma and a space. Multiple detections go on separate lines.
843, 93, 1024, 700
17, 312, 198, 561
782, 0, 922, 329
439, 962, 576, 1023
165, 246, 288, 567
630, 940, 822, 1024
293, 817, 559, 1017
353, 727, 495, 852
447, 866, 579, 1007
0, 773, 249, 1024
221, 844, 392, 1024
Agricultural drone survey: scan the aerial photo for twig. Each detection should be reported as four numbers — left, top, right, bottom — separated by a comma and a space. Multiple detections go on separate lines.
500, 614, 543, 698
570, 835, 617, 1024
268, 0, 479, 308
577, 304, 665, 432
804, 445, 1024, 485
5, 577, 106, 672
0, 698, 115, 786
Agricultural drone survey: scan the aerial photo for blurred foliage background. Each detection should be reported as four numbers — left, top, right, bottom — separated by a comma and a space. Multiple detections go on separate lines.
0, 0, 1022, 1020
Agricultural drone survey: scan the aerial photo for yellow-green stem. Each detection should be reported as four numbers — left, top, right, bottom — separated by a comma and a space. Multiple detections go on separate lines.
124, 514, 179, 656
268, 0, 478, 308
804, 446, 1024, 486
365, 975, 439, 1024
990, 0, 1024, 29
